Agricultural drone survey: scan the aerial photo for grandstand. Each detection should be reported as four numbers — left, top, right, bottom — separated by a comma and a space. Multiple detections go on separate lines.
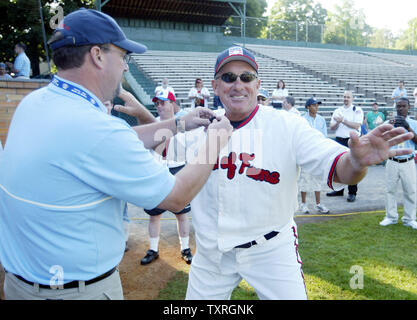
97, 0, 417, 130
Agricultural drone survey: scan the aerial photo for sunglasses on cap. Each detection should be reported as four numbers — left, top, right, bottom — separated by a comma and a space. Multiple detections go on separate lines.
215, 72, 257, 83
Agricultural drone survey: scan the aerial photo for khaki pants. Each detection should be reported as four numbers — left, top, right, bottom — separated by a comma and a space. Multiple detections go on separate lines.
4, 268, 124, 300
385, 159, 417, 223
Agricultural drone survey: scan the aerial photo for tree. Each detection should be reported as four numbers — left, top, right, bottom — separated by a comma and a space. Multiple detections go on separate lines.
225, 0, 268, 38
264, 0, 327, 43
0, 0, 95, 77
369, 28, 397, 50
323, 0, 372, 47
394, 17, 417, 51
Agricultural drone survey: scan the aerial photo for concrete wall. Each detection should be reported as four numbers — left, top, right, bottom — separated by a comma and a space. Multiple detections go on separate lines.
0, 80, 49, 146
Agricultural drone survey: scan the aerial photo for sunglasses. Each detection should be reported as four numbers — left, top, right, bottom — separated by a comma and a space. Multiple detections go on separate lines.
216, 72, 257, 83
257, 97, 266, 101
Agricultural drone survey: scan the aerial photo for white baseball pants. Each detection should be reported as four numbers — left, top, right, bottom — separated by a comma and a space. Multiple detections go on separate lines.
186, 224, 307, 300
385, 159, 417, 223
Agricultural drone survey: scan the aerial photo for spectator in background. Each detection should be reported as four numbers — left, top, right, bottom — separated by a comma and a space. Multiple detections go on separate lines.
188, 78, 210, 108
271, 80, 288, 109
155, 78, 175, 96
282, 96, 300, 115
380, 98, 417, 230
257, 87, 271, 107
391, 81, 407, 107
0, 63, 12, 80
299, 98, 329, 214
366, 102, 385, 131
327, 91, 363, 203
6, 43, 31, 79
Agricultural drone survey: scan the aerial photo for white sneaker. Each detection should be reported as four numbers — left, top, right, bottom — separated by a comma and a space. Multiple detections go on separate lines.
300, 203, 309, 214
316, 204, 329, 214
379, 218, 398, 226
403, 220, 417, 230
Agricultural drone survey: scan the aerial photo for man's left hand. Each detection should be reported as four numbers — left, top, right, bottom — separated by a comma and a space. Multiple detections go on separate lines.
180, 107, 217, 131
348, 124, 414, 170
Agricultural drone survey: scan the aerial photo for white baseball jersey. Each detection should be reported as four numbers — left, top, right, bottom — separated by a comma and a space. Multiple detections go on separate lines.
167, 105, 349, 252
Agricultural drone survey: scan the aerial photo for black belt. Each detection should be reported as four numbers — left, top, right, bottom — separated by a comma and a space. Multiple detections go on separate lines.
9, 266, 117, 290
389, 156, 414, 163
235, 231, 279, 249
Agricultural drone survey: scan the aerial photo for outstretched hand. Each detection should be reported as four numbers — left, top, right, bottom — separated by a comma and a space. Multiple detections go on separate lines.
348, 124, 414, 170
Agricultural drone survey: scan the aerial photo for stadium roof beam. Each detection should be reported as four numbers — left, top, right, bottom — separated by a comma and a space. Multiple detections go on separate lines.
96, 0, 244, 27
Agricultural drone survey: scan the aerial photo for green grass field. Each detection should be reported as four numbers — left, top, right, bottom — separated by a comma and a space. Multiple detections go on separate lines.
157, 211, 417, 300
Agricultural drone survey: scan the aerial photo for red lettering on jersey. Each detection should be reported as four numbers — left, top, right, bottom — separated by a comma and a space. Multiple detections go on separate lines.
220, 152, 237, 180
216, 151, 280, 185
267, 171, 280, 184
213, 157, 220, 171
239, 152, 255, 174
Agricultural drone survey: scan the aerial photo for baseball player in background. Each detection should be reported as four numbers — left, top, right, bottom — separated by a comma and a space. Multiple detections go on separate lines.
162, 46, 414, 300
140, 89, 194, 265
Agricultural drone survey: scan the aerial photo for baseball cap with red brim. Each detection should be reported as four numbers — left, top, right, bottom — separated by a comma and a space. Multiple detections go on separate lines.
214, 46, 258, 77
152, 89, 176, 103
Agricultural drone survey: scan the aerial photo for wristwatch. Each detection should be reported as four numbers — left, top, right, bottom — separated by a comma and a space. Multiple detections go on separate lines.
175, 117, 185, 133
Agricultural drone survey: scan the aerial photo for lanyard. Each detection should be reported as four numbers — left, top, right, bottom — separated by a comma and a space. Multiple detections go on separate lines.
51, 76, 99, 108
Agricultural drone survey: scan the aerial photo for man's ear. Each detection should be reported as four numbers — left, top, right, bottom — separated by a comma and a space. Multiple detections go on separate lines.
89, 46, 105, 69
211, 79, 218, 95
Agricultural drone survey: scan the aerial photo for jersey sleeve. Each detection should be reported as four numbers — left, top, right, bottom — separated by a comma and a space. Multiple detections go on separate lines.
292, 116, 349, 190
74, 126, 176, 210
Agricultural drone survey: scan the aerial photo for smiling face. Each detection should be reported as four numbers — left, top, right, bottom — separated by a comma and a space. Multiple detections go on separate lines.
212, 61, 260, 121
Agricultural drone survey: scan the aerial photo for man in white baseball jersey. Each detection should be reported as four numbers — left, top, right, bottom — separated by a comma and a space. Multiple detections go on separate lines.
162, 46, 413, 300
327, 91, 363, 202
380, 98, 417, 230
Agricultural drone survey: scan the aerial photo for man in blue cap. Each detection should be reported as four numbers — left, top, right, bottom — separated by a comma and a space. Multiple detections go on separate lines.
0, 8, 232, 300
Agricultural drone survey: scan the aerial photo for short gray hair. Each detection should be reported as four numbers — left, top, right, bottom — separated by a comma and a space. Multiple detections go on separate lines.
285, 96, 295, 107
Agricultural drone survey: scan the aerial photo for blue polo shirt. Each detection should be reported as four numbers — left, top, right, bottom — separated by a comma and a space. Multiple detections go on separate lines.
14, 52, 31, 77
389, 116, 417, 159
302, 112, 328, 137
0, 76, 176, 284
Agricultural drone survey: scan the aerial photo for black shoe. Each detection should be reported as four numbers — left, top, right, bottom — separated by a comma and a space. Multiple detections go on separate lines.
181, 248, 193, 265
124, 241, 130, 253
326, 190, 344, 197
140, 249, 159, 265
347, 194, 356, 202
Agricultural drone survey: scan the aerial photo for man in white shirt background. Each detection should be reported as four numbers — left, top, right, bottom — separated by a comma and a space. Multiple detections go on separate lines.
155, 78, 175, 97
327, 91, 364, 202
282, 96, 300, 115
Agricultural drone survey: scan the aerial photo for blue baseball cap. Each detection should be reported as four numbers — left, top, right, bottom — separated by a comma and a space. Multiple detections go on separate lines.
49, 8, 147, 54
305, 97, 322, 108
214, 46, 258, 77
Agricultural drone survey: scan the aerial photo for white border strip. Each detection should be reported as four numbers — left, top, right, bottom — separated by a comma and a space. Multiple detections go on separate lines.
0, 184, 112, 209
